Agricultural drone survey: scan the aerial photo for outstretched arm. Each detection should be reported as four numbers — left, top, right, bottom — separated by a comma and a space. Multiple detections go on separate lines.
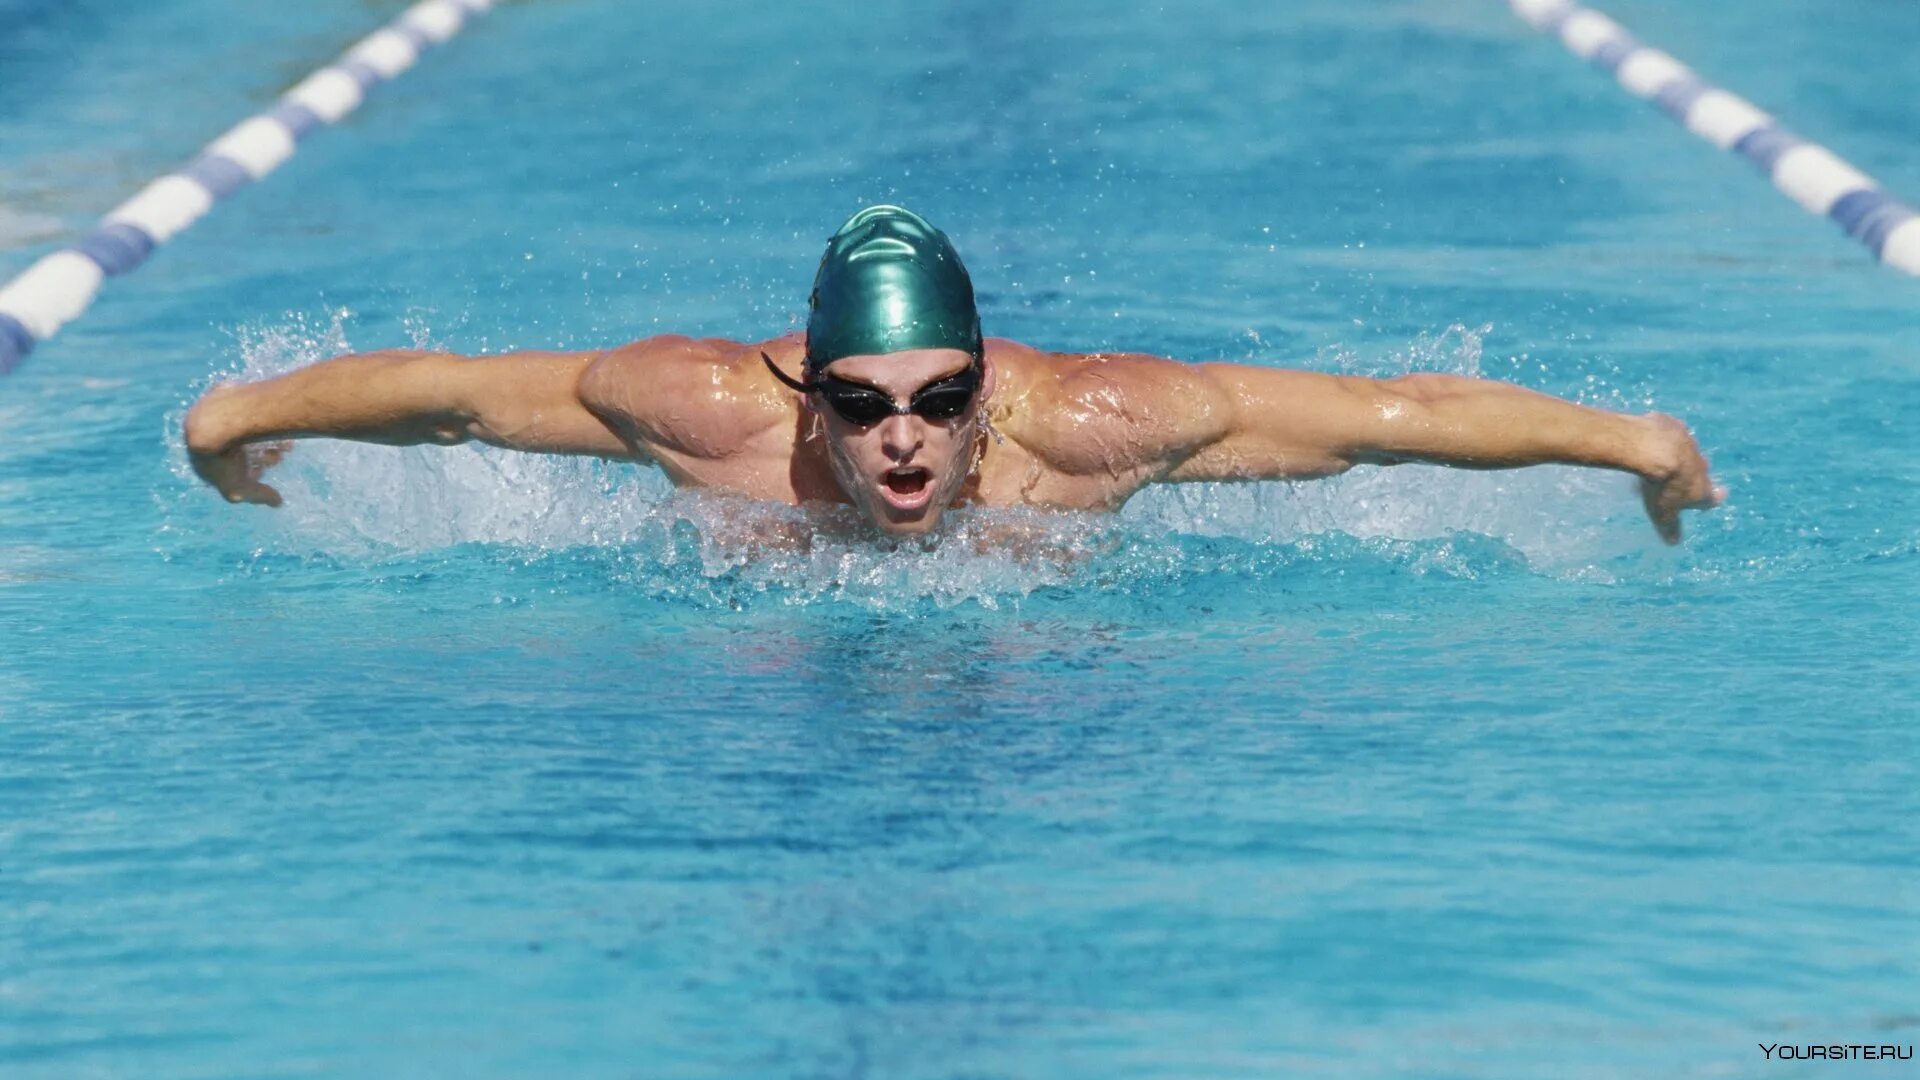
1166, 365, 1725, 543
183, 347, 635, 505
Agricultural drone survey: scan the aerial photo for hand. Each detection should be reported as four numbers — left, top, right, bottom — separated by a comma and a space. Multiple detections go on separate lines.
189, 441, 290, 507
185, 385, 288, 507
1635, 413, 1725, 544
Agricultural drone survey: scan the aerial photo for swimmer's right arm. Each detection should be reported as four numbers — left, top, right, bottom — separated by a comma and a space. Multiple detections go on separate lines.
184, 348, 638, 505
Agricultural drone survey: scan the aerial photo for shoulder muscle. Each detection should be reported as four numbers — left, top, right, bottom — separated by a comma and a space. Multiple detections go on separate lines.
578, 335, 789, 460
1011, 351, 1232, 478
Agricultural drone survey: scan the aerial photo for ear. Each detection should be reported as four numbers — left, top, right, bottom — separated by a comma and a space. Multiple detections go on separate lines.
980, 353, 997, 402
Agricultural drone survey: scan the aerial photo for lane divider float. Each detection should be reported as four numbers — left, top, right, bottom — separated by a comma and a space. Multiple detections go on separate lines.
0, 0, 494, 376
1510, 0, 1920, 276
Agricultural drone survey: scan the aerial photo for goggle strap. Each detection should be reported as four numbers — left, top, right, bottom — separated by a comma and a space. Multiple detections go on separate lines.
760, 351, 814, 394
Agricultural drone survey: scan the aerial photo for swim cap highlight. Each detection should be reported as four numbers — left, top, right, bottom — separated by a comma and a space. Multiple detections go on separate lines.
805, 205, 982, 374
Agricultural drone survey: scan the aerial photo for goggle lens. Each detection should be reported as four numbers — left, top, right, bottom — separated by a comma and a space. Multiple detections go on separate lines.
760, 352, 982, 428
819, 386, 898, 426
817, 369, 979, 427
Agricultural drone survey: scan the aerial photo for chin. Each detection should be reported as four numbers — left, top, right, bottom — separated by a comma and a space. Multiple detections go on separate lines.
875, 507, 948, 534
867, 500, 947, 536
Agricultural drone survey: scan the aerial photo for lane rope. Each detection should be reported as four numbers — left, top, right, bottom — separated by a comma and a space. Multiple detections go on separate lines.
0, 0, 495, 376
1510, 0, 1920, 276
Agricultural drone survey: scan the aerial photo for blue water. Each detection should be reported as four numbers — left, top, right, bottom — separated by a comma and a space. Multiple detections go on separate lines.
3, 1, 1916, 1076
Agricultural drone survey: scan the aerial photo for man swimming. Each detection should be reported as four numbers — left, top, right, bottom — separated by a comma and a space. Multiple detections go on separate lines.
185, 205, 1724, 542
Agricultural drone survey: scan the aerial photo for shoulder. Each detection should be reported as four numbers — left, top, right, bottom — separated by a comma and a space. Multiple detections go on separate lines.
578, 333, 784, 407
578, 333, 796, 456
990, 341, 1233, 475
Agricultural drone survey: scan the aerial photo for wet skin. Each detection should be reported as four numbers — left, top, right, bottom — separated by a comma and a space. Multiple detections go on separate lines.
185, 333, 1726, 542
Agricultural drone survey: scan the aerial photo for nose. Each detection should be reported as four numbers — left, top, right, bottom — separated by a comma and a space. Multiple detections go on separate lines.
878, 413, 921, 462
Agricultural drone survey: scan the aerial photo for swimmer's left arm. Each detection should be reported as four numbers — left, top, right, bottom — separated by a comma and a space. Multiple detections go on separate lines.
1163, 365, 1725, 543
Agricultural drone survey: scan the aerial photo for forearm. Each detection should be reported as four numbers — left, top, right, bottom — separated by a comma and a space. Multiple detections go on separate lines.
1359, 374, 1673, 478
184, 350, 471, 455
1180, 364, 1720, 542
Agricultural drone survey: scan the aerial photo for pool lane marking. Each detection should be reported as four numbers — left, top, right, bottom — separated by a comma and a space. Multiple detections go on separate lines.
0, 0, 494, 376
1509, 0, 1920, 277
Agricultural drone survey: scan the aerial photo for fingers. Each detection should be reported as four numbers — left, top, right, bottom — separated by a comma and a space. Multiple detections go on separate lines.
1643, 479, 1727, 544
1641, 476, 1684, 545
199, 442, 291, 508
1653, 503, 1682, 545
224, 481, 282, 507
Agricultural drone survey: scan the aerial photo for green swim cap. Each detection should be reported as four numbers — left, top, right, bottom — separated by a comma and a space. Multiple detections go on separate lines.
805, 205, 982, 374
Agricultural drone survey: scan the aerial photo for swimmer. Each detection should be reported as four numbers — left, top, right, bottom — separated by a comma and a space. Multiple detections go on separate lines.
185, 205, 1724, 542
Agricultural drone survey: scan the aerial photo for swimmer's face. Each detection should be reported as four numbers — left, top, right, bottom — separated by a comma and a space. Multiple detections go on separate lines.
811, 348, 988, 536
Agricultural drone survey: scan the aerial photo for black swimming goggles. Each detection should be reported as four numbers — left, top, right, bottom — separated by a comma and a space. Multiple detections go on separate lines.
761, 352, 982, 427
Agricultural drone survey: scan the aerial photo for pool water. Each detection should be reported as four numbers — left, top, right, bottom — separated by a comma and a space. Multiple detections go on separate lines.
2, 0, 1916, 1076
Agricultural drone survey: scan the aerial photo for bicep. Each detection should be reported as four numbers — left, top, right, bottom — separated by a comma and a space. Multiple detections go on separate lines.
575, 335, 780, 464
1163, 365, 1406, 482
1021, 353, 1238, 485
438, 349, 636, 458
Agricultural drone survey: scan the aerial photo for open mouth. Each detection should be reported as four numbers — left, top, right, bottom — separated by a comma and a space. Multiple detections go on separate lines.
879, 466, 934, 509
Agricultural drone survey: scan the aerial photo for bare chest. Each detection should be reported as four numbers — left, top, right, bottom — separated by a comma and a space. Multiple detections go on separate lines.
639, 416, 847, 505
642, 427, 1136, 515
967, 435, 1149, 512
